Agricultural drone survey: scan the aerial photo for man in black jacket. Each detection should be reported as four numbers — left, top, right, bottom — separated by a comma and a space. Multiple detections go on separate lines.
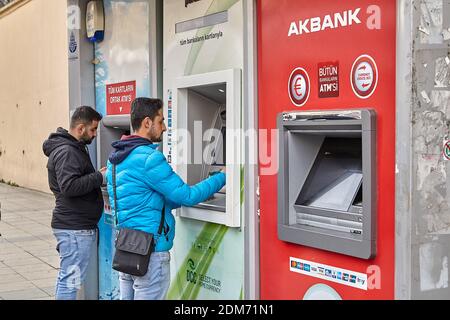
43, 106, 105, 300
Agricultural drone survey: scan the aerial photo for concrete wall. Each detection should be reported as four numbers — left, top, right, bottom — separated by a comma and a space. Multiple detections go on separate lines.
0, 0, 69, 192
397, 0, 450, 299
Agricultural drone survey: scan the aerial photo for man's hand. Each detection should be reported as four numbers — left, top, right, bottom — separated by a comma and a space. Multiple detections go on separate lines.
209, 170, 222, 176
209, 168, 226, 176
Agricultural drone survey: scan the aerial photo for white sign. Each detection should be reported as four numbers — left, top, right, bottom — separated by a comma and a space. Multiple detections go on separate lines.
351, 54, 378, 99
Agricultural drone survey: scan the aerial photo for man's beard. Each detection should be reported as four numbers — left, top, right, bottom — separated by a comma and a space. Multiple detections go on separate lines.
81, 135, 94, 145
149, 127, 162, 142
152, 136, 162, 143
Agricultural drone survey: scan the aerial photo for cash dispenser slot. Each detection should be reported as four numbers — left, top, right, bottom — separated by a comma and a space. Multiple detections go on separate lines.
277, 109, 376, 259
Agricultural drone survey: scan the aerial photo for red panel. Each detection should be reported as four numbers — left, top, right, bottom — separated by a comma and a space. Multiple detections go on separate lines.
106, 81, 136, 115
258, 0, 396, 299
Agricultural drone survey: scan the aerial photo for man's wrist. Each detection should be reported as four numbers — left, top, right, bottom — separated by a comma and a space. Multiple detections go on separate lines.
98, 171, 106, 186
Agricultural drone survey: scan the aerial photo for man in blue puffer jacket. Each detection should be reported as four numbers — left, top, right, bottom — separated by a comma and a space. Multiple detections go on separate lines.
106, 97, 225, 300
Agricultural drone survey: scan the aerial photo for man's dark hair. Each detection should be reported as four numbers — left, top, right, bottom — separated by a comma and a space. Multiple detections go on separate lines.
131, 98, 163, 131
70, 106, 103, 129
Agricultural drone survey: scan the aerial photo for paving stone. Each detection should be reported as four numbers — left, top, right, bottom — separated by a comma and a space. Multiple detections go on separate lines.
37, 286, 56, 297
13, 263, 56, 274
0, 281, 37, 293
0, 274, 28, 284
0, 287, 49, 300
0, 251, 34, 260
0, 267, 17, 276
32, 296, 55, 300
2, 257, 45, 267
38, 256, 60, 269
0, 184, 77, 300
31, 278, 56, 289
26, 249, 58, 257
21, 270, 58, 281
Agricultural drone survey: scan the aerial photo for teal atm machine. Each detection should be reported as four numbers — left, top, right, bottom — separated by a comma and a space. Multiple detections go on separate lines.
89, 0, 163, 299
97, 116, 131, 299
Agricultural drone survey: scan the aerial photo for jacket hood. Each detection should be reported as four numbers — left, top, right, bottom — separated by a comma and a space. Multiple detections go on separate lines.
42, 127, 82, 157
108, 135, 155, 165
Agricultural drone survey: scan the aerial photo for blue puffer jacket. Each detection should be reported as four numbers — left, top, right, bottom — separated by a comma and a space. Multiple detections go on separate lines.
106, 135, 226, 252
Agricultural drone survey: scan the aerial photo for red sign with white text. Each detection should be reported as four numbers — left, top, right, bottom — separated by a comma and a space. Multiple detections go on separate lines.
318, 61, 339, 98
106, 81, 136, 115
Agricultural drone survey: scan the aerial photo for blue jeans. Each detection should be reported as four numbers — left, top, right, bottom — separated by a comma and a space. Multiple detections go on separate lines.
52, 228, 97, 300
119, 251, 170, 300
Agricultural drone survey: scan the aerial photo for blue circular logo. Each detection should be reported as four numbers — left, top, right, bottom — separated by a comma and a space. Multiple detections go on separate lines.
69, 32, 77, 54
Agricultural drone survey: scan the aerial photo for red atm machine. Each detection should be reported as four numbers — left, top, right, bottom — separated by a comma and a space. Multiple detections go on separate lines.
258, 0, 396, 299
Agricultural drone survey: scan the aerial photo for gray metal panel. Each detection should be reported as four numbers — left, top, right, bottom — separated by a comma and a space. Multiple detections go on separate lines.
68, 0, 99, 300
278, 224, 374, 259
68, 0, 98, 168
277, 109, 377, 259
98, 116, 131, 168
396, 0, 450, 300
395, 0, 413, 300
149, 0, 163, 100
294, 205, 363, 223
102, 114, 131, 128
243, 0, 259, 300
287, 131, 324, 225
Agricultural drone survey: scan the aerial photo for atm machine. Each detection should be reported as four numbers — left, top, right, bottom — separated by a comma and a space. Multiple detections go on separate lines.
258, 0, 396, 299
85, 0, 162, 299
163, 0, 258, 299
96, 115, 131, 300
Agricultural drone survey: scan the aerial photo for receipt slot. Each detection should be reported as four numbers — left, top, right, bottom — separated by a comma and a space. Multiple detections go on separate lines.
278, 109, 376, 259
173, 69, 241, 227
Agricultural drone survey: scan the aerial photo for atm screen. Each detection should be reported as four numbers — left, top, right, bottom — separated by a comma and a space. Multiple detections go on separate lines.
212, 125, 226, 166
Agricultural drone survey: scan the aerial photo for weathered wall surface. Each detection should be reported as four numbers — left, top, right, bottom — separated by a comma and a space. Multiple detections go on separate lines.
0, 0, 69, 192
397, 0, 450, 299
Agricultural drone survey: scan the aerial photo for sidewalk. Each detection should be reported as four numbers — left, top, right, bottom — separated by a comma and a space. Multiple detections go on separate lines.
0, 182, 58, 300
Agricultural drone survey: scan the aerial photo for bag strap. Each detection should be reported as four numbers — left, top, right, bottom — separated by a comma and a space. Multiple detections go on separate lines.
158, 204, 166, 237
112, 164, 119, 226
112, 164, 168, 238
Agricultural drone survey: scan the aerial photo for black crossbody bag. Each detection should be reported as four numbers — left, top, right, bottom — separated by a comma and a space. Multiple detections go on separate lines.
111, 164, 167, 276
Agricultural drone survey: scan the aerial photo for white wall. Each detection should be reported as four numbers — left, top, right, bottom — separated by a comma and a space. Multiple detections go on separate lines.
0, 0, 69, 192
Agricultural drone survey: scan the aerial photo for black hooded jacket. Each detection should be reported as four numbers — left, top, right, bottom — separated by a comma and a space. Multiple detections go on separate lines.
42, 127, 104, 230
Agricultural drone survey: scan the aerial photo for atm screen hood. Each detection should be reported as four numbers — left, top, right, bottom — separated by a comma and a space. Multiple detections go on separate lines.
277, 109, 377, 259
173, 68, 241, 227
296, 137, 362, 212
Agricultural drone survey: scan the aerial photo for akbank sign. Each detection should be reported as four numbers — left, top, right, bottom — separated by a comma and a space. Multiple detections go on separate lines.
288, 5, 382, 37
